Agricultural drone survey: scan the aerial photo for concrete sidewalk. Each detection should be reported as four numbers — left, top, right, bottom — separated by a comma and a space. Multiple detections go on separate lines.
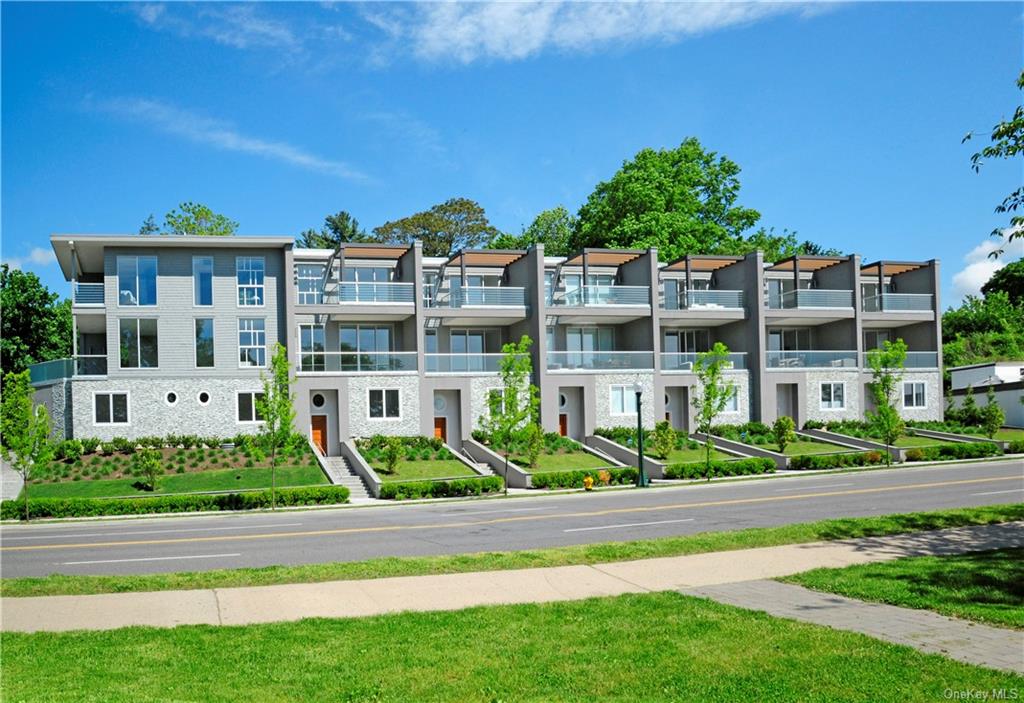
2, 521, 1021, 633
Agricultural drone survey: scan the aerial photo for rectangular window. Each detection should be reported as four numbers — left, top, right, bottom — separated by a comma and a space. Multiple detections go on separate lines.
236, 392, 266, 423
767, 328, 812, 351
238, 318, 267, 367
664, 329, 710, 353
903, 382, 927, 409
820, 382, 846, 410
117, 256, 157, 306
193, 256, 213, 306
368, 389, 400, 419
119, 318, 158, 368
609, 384, 638, 415
299, 323, 326, 372
296, 264, 325, 305
423, 271, 438, 307
94, 392, 129, 425
195, 318, 215, 368
340, 324, 392, 371
237, 256, 265, 306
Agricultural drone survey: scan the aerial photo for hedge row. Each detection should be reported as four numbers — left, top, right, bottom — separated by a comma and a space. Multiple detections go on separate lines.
531, 467, 639, 490
1009, 440, 1024, 454
663, 457, 775, 480
789, 451, 888, 471
378, 476, 504, 501
1, 485, 351, 521
905, 442, 1002, 463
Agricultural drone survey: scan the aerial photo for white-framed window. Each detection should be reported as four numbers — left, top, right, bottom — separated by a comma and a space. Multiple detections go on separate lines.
368, 389, 400, 419
195, 318, 214, 368
119, 318, 158, 368
723, 386, 739, 412
238, 318, 267, 367
236, 391, 266, 423
236, 256, 265, 306
609, 384, 638, 416
820, 382, 846, 410
94, 392, 129, 425
193, 256, 214, 306
299, 323, 326, 372
117, 256, 157, 306
903, 382, 927, 409
296, 264, 325, 305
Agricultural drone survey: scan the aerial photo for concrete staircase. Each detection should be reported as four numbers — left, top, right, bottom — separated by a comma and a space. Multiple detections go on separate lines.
473, 461, 497, 477
320, 455, 374, 502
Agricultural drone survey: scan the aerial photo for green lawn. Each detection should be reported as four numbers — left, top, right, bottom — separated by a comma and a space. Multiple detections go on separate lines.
785, 548, 1024, 629
995, 428, 1024, 441
775, 440, 851, 456
27, 465, 327, 499
3, 592, 1019, 702
893, 436, 955, 449
655, 447, 734, 463
512, 450, 614, 472
4, 504, 1021, 598
370, 459, 476, 482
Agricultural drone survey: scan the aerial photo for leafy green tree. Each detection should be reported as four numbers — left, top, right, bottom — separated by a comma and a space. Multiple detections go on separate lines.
255, 343, 296, 510
962, 69, 1023, 256
131, 447, 162, 491
381, 437, 402, 475
651, 420, 677, 460
523, 422, 544, 470
955, 386, 983, 426
374, 198, 499, 257
163, 201, 238, 237
981, 259, 1024, 300
730, 227, 842, 261
772, 416, 796, 454
691, 342, 737, 477
0, 265, 72, 376
865, 339, 908, 467
478, 335, 536, 493
298, 210, 371, 249
139, 214, 160, 235
981, 386, 1005, 439
490, 206, 575, 256
1, 370, 54, 521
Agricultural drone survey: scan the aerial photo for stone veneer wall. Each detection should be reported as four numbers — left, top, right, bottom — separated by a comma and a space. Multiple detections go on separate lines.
33, 381, 71, 441
803, 370, 862, 423
468, 375, 506, 434
685, 370, 751, 425
895, 370, 943, 422
591, 372, 657, 431
344, 374, 421, 438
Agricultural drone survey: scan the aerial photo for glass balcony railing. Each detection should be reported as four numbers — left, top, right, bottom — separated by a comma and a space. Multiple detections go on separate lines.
660, 352, 747, 371
661, 289, 744, 310
862, 351, 939, 369
550, 285, 650, 307
28, 356, 107, 384
862, 293, 933, 312
767, 289, 854, 309
76, 355, 108, 376
766, 350, 858, 368
425, 353, 524, 373
73, 283, 104, 305
546, 351, 654, 370
428, 286, 527, 308
302, 282, 415, 305
297, 351, 417, 373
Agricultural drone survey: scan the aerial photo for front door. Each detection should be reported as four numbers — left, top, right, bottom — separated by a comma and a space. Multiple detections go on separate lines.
434, 416, 447, 443
558, 413, 568, 436
311, 415, 328, 455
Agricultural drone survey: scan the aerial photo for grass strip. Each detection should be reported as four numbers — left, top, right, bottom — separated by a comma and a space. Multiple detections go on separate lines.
784, 547, 1024, 629
2, 503, 1021, 598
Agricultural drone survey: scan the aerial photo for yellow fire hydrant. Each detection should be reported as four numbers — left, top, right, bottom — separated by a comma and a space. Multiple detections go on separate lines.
583, 475, 594, 491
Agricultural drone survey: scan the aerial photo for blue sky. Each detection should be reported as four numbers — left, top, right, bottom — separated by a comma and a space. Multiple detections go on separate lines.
2, 2, 1021, 307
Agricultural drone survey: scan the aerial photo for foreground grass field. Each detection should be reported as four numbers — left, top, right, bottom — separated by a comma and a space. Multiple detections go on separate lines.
2, 592, 1019, 702
3, 504, 1021, 598
785, 548, 1024, 629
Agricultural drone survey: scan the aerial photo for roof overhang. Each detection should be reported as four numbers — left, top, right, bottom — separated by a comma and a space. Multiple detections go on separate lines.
662, 254, 743, 273
446, 249, 526, 269
860, 261, 929, 277
766, 255, 849, 272
562, 248, 645, 268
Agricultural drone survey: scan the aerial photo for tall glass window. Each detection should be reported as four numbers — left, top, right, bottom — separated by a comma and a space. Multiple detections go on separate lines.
238, 318, 266, 367
299, 323, 326, 371
297, 264, 325, 305
195, 318, 215, 368
237, 257, 265, 306
193, 257, 213, 306
117, 256, 157, 306
119, 318, 158, 368
340, 325, 391, 371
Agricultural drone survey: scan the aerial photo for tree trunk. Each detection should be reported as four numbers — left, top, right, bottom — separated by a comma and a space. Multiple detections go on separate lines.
23, 471, 29, 522
271, 448, 277, 510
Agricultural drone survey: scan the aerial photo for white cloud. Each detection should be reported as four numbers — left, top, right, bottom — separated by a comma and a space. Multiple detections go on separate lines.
3, 247, 57, 271
951, 231, 1024, 300
87, 96, 368, 182
128, 3, 302, 55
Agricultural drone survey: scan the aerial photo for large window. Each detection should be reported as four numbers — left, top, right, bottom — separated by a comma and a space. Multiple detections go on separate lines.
342, 266, 392, 283
94, 392, 129, 425
238, 318, 266, 367
237, 257, 265, 306
663, 329, 710, 353
609, 384, 638, 416
767, 328, 811, 351
117, 256, 157, 306
236, 391, 266, 423
195, 318, 215, 368
820, 382, 846, 410
193, 256, 213, 306
864, 330, 892, 350
299, 323, 326, 371
368, 389, 400, 419
297, 264, 325, 305
903, 382, 926, 409
119, 318, 158, 368
340, 324, 391, 371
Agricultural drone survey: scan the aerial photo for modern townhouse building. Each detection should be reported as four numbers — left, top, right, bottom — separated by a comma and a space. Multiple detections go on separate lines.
31, 234, 944, 456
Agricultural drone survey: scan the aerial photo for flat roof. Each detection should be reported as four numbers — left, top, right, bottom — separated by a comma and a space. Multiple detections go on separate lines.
948, 361, 1024, 372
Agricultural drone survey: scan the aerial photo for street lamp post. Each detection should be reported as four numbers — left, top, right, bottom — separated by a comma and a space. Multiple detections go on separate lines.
633, 381, 649, 488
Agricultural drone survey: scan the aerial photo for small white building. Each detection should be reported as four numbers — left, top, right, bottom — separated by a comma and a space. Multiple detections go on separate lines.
948, 361, 1024, 428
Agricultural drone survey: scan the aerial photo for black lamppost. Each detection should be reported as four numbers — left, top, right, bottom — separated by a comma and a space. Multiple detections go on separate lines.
634, 381, 649, 487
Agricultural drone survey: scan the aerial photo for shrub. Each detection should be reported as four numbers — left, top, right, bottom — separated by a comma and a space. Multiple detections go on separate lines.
904, 442, 1002, 463
711, 422, 773, 444
382, 437, 403, 475
651, 421, 677, 460
663, 457, 775, 480
531, 467, 638, 489
130, 448, 162, 491
109, 436, 135, 454
1008, 440, 1024, 454
594, 427, 647, 448
802, 420, 825, 430
772, 416, 796, 453
79, 438, 101, 454
789, 451, 887, 470
378, 476, 504, 500
55, 439, 84, 463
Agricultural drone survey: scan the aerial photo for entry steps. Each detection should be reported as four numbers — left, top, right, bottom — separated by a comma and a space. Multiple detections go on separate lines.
320, 455, 374, 502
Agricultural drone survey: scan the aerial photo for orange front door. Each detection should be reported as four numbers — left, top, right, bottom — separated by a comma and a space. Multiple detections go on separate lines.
311, 415, 328, 455
434, 417, 447, 443
558, 413, 568, 437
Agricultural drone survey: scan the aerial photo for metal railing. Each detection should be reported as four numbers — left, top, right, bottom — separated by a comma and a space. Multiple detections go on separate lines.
550, 285, 650, 307
297, 351, 417, 373
546, 351, 654, 370
862, 351, 939, 369
428, 286, 527, 308
661, 289, 744, 310
73, 282, 104, 305
862, 293, 934, 312
660, 352, 747, 371
767, 289, 854, 309
425, 353, 522, 373
766, 350, 858, 368
28, 355, 108, 384
75, 355, 107, 376
302, 282, 416, 305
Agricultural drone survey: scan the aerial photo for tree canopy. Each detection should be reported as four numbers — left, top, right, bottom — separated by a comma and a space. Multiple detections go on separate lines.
980, 258, 1024, 300
298, 210, 371, 249
0, 265, 71, 376
162, 202, 238, 237
490, 206, 575, 256
374, 198, 499, 257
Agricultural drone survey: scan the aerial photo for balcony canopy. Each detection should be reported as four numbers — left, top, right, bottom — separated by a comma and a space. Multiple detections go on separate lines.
766, 255, 850, 272
562, 248, 645, 268
662, 254, 743, 273
445, 249, 526, 269
860, 261, 929, 277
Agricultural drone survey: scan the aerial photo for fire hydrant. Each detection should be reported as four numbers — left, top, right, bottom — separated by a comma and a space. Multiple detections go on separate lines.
583, 475, 594, 491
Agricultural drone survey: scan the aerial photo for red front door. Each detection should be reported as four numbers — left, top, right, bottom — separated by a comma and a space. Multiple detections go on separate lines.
311, 415, 328, 455
434, 417, 447, 443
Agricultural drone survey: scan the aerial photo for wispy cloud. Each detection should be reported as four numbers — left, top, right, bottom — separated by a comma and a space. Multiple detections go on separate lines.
3, 247, 57, 271
951, 230, 1024, 301
358, 110, 446, 156
87, 96, 368, 182
128, 3, 303, 55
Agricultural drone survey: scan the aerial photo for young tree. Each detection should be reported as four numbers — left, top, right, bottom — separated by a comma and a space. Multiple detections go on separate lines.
523, 422, 544, 470
374, 198, 499, 256
865, 339, 908, 467
0, 265, 72, 376
164, 201, 238, 237
981, 385, 1005, 439
477, 335, 536, 494
382, 437, 402, 475
651, 420, 677, 461
691, 342, 737, 478
298, 210, 371, 249
958, 385, 982, 425
131, 447, 162, 491
139, 214, 160, 235
1, 370, 54, 521
490, 206, 575, 256
255, 343, 296, 510
772, 416, 796, 454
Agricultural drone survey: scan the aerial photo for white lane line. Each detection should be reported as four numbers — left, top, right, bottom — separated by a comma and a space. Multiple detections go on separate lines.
442, 507, 546, 517
774, 482, 854, 492
970, 488, 1024, 497
61, 553, 242, 566
564, 518, 694, 533
5, 523, 303, 542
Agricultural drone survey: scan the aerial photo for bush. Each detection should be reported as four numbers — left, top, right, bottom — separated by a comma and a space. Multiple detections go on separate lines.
378, 476, 504, 500
651, 421, 676, 460
772, 416, 796, 453
789, 451, 887, 470
531, 467, 638, 490
1008, 440, 1024, 454
55, 439, 84, 463
802, 420, 825, 430
1, 485, 351, 520
663, 457, 775, 480
594, 427, 647, 448
711, 422, 774, 444
904, 442, 1002, 463
109, 436, 135, 454
79, 438, 101, 454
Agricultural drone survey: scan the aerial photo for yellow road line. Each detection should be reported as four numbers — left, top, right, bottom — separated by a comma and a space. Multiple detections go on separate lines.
3, 475, 1021, 553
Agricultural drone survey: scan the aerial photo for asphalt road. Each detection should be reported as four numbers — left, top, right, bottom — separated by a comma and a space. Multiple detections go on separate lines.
1, 459, 1021, 578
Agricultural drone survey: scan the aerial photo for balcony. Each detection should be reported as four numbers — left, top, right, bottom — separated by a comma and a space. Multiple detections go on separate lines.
862, 293, 933, 312
73, 283, 104, 306
28, 355, 107, 384
766, 350, 858, 369
302, 282, 415, 305
547, 351, 654, 371
428, 286, 527, 309
297, 351, 417, 373
661, 352, 747, 371
767, 290, 854, 310
550, 285, 649, 307
662, 289, 744, 310
425, 353, 520, 373
862, 351, 939, 369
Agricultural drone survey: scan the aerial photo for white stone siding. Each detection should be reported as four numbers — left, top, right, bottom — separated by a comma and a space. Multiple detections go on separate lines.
345, 375, 421, 438
33, 381, 71, 440
592, 373, 657, 430
896, 371, 943, 422
804, 370, 862, 423
686, 371, 751, 425
468, 375, 509, 434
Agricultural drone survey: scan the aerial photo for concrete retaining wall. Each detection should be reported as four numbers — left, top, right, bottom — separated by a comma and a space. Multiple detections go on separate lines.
801, 428, 905, 462
340, 440, 382, 498
585, 435, 664, 479
462, 438, 531, 488
690, 432, 789, 470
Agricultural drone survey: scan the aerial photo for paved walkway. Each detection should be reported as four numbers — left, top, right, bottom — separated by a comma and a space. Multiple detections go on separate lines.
0, 459, 23, 502
2, 521, 1022, 646
684, 579, 1023, 674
